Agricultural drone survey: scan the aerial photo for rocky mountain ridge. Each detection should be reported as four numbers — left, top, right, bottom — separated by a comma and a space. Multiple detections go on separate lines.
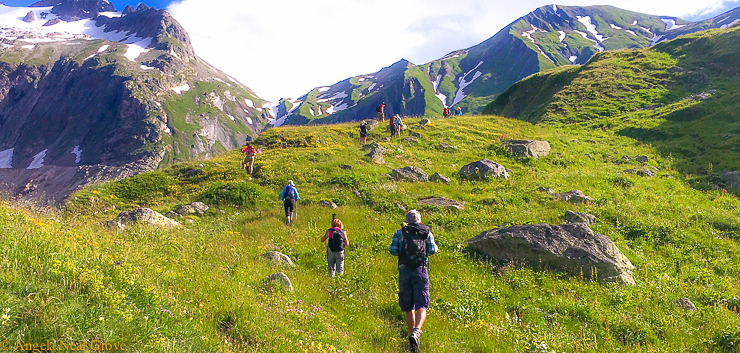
273, 5, 739, 126
0, 0, 272, 202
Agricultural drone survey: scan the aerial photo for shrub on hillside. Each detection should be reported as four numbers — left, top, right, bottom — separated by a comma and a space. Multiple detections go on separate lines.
199, 181, 262, 207
109, 171, 175, 202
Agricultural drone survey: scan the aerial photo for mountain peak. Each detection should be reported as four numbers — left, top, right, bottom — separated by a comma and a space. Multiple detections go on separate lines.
30, 0, 116, 21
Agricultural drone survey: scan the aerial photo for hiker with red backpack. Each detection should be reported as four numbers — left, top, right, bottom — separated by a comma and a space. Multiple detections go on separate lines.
376, 102, 386, 121
389, 210, 438, 352
241, 143, 257, 175
320, 218, 350, 277
443, 107, 451, 118
280, 180, 300, 225
389, 115, 398, 138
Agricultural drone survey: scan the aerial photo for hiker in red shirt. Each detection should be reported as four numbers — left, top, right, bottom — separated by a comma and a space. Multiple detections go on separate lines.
376, 102, 386, 122
242, 143, 257, 175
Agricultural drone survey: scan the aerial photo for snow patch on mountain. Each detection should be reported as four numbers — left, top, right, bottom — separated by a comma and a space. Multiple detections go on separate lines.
71, 146, 82, 164
576, 16, 605, 42
141, 65, 154, 70
610, 24, 622, 30
246, 117, 253, 124
435, 93, 447, 107
0, 148, 13, 168
661, 18, 685, 31
244, 99, 254, 108
573, 30, 604, 52
521, 24, 555, 64
625, 30, 637, 36
721, 19, 740, 29
171, 84, 190, 94
27, 149, 47, 169
452, 61, 484, 106
328, 91, 348, 100
124, 37, 152, 61
558, 31, 566, 42
432, 74, 442, 92
368, 83, 377, 91
632, 20, 638, 25
97, 44, 110, 52
569, 56, 577, 64
22, 44, 35, 49
651, 34, 665, 45
318, 87, 330, 93
640, 26, 652, 34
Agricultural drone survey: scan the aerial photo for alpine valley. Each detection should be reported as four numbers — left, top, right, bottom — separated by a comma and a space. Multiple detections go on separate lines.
272, 5, 740, 127
0, 0, 272, 202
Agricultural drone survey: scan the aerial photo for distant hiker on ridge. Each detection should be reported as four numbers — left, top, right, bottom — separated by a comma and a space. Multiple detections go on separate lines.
389, 210, 438, 352
455, 106, 463, 116
280, 180, 300, 225
394, 115, 404, 136
389, 115, 398, 138
376, 102, 386, 121
241, 142, 257, 176
320, 218, 350, 277
359, 120, 368, 146
443, 107, 451, 118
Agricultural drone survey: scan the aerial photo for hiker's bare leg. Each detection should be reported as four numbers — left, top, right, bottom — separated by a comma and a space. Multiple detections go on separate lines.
249, 160, 254, 175
414, 308, 427, 329
405, 311, 415, 332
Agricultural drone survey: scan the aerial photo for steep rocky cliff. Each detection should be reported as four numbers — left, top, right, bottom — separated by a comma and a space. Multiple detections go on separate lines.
0, 1, 271, 202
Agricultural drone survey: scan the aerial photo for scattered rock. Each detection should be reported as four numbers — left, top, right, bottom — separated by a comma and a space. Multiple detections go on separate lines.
261, 251, 296, 267
42, 18, 61, 26
392, 166, 429, 182
318, 200, 338, 209
635, 156, 649, 164
537, 187, 555, 194
552, 190, 594, 204
409, 131, 422, 138
103, 220, 125, 230
721, 170, 740, 189
438, 143, 458, 151
114, 208, 181, 228
263, 272, 293, 292
380, 137, 391, 142
121, 4, 136, 14
564, 210, 597, 226
364, 142, 386, 164
22, 11, 35, 22
352, 190, 363, 198
585, 154, 592, 159
676, 298, 697, 312
362, 119, 379, 130
430, 172, 451, 183
624, 169, 656, 177
459, 159, 509, 180
502, 140, 551, 159
621, 155, 631, 161
688, 90, 717, 101
394, 202, 406, 212
467, 223, 635, 285
419, 118, 431, 127
418, 197, 464, 210
402, 137, 419, 144
338, 164, 353, 170
182, 168, 205, 177
165, 211, 181, 219
175, 202, 209, 216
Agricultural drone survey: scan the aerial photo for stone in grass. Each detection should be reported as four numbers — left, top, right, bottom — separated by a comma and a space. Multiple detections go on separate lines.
624, 168, 656, 177
635, 156, 649, 164
467, 223, 635, 285
402, 137, 419, 144
392, 166, 428, 182
115, 208, 181, 228
175, 202, 209, 216
438, 143, 458, 151
362, 119, 379, 131
338, 164, 353, 170
261, 251, 296, 267
564, 210, 597, 226
502, 140, 551, 159
459, 159, 509, 180
419, 118, 431, 127
676, 298, 697, 312
721, 170, 740, 189
165, 211, 181, 219
430, 172, 451, 183
318, 200, 338, 209
551, 190, 594, 204
263, 272, 293, 292
418, 197, 464, 210
409, 130, 422, 139
104, 220, 126, 230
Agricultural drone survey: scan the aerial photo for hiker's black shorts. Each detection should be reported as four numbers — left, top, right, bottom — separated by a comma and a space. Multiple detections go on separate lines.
360, 131, 367, 138
283, 198, 295, 217
398, 265, 430, 312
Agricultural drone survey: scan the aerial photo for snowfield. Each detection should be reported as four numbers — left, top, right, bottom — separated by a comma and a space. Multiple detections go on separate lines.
452, 61, 484, 106
71, 146, 82, 164
27, 149, 47, 169
0, 148, 13, 168
661, 18, 686, 31
171, 84, 191, 94
576, 16, 605, 42
124, 37, 152, 61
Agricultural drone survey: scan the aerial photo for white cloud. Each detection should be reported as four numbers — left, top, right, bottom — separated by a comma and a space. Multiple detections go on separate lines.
167, 0, 739, 102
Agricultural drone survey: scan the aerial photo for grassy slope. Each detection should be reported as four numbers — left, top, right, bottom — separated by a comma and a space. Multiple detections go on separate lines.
484, 26, 740, 186
3, 115, 740, 352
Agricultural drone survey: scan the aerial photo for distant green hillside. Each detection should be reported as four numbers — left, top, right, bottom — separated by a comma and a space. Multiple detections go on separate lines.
484, 26, 740, 186
3, 115, 740, 352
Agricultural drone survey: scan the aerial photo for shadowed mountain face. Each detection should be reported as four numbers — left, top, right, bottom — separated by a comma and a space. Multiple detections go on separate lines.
274, 5, 739, 126
0, 0, 271, 202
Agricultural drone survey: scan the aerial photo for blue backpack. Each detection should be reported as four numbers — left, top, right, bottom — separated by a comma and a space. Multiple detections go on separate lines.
284, 185, 295, 200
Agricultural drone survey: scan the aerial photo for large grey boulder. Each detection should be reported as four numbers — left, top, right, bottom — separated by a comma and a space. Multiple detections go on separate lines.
364, 142, 386, 164
318, 200, 338, 209
676, 298, 697, 312
392, 166, 428, 182
467, 223, 635, 285
552, 190, 594, 204
362, 119, 379, 131
115, 208, 181, 228
502, 140, 551, 159
459, 159, 509, 180
430, 172, 451, 183
722, 170, 740, 189
175, 201, 209, 216
263, 272, 293, 292
419, 118, 431, 127
564, 210, 597, 226
438, 143, 458, 151
261, 251, 296, 267
418, 197, 464, 210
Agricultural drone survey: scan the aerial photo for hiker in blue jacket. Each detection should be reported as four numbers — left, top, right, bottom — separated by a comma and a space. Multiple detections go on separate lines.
280, 180, 300, 225
389, 209, 438, 352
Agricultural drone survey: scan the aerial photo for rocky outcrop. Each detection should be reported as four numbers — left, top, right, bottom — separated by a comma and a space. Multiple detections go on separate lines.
552, 190, 594, 204
392, 166, 428, 182
564, 210, 597, 225
459, 159, 509, 180
502, 140, 551, 159
418, 197, 464, 210
175, 202, 209, 216
402, 137, 419, 144
114, 208, 181, 228
430, 172, 451, 183
261, 252, 295, 267
318, 200, 338, 209
364, 142, 386, 164
676, 298, 697, 312
721, 170, 740, 189
438, 143, 457, 151
121, 4, 135, 14
263, 272, 293, 292
22, 11, 36, 22
467, 223, 635, 285
32, 0, 116, 21
624, 168, 656, 177
362, 119, 379, 131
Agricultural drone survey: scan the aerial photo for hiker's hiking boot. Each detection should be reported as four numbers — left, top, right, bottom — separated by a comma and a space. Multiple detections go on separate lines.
408, 328, 422, 352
